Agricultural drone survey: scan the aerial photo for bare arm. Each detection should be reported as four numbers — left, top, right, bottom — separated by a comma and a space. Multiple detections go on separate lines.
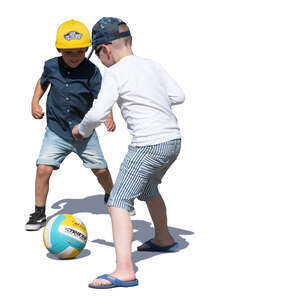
104, 110, 116, 132
31, 79, 49, 119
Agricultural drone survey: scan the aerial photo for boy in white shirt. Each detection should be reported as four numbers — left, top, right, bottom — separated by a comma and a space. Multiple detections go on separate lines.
72, 17, 185, 289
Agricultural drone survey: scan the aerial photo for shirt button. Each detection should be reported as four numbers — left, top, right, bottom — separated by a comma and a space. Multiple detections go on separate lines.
69, 121, 72, 125
66, 83, 69, 87
67, 72, 70, 75
67, 109, 70, 112
66, 97, 69, 100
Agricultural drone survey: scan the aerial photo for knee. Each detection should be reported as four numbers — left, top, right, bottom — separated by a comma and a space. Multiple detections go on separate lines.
37, 165, 53, 179
92, 168, 108, 177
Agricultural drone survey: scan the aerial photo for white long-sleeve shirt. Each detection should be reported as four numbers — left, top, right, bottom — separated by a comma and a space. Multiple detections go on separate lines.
78, 55, 185, 146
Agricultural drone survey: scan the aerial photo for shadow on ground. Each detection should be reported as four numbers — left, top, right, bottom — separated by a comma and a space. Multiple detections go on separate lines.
47, 194, 108, 221
47, 249, 91, 260
47, 194, 194, 269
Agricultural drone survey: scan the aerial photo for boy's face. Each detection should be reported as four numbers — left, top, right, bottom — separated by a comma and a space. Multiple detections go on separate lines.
59, 48, 88, 68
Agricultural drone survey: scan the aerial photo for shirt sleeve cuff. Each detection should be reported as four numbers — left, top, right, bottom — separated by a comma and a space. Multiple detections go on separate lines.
78, 123, 93, 138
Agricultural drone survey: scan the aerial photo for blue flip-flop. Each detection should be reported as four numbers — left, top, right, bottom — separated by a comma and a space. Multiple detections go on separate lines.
88, 274, 139, 289
137, 239, 179, 252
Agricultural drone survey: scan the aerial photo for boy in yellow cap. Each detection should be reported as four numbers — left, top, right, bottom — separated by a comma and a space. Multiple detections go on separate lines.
25, 20, 115, 231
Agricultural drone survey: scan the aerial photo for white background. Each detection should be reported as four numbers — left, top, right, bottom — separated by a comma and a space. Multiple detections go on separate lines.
1, 0, 300, 299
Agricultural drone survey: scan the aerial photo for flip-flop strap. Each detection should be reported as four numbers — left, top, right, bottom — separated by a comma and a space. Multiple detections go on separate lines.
145, 240, 157, 248
96, 274, 122, 286
145, 239, 178, 251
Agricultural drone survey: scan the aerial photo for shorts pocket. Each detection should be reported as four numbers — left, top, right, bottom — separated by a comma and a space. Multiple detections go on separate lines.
139, 154, 170, 180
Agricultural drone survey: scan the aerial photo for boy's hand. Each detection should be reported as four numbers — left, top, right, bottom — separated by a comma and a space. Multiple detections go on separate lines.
72, 125, 83, 141
104, 117, 116, 132
32, 103, 45, 119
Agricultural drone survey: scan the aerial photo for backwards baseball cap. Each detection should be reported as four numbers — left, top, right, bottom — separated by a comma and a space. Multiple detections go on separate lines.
91, 17, 131, 48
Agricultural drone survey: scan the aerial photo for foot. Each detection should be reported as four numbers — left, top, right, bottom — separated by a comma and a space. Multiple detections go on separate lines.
137, 237, 175, 251
90, 270, 136, 287
25, 210, 46, 231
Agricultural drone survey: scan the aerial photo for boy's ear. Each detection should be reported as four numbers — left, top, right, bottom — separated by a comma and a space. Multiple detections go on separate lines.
103, 46, 110, 56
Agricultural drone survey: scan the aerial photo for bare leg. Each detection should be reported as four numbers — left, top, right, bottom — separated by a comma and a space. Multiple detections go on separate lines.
138, 192, 174, 250
91, 168, 113, 194
35, 165, 54, 207
89, 206, 136, 286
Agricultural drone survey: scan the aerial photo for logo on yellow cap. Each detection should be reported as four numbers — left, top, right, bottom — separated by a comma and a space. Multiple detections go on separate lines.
64, 31, 83, 41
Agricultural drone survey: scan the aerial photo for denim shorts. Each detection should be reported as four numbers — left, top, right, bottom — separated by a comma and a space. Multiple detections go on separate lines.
36, 127, 107, 170
107, 139, 181, 212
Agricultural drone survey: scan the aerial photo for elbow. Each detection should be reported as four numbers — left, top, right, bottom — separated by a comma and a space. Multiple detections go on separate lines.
179, 93, 185, 104
172, 93, 185, 105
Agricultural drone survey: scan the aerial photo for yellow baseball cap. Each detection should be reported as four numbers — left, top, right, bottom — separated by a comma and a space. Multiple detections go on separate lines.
56, 19, 91, 49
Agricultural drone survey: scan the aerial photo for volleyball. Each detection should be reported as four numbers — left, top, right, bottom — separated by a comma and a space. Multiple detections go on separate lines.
43, 214, 87, 259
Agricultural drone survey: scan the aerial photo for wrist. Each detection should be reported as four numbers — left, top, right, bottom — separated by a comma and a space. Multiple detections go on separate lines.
32, 99, 39, 106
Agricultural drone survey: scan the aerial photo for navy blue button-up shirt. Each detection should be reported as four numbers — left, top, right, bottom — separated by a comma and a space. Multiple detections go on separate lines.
40, 57, 102, 142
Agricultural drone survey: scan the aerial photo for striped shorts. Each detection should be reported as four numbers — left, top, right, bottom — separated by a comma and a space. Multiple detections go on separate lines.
107, 139, 181, 212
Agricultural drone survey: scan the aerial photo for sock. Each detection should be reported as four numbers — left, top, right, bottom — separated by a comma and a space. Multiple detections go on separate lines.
35, 205, 46, 215
104, 193, 110, 203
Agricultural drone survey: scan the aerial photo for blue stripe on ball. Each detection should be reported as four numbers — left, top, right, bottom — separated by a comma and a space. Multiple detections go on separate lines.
49, 215, 69, 254
64, 236, 85, 252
